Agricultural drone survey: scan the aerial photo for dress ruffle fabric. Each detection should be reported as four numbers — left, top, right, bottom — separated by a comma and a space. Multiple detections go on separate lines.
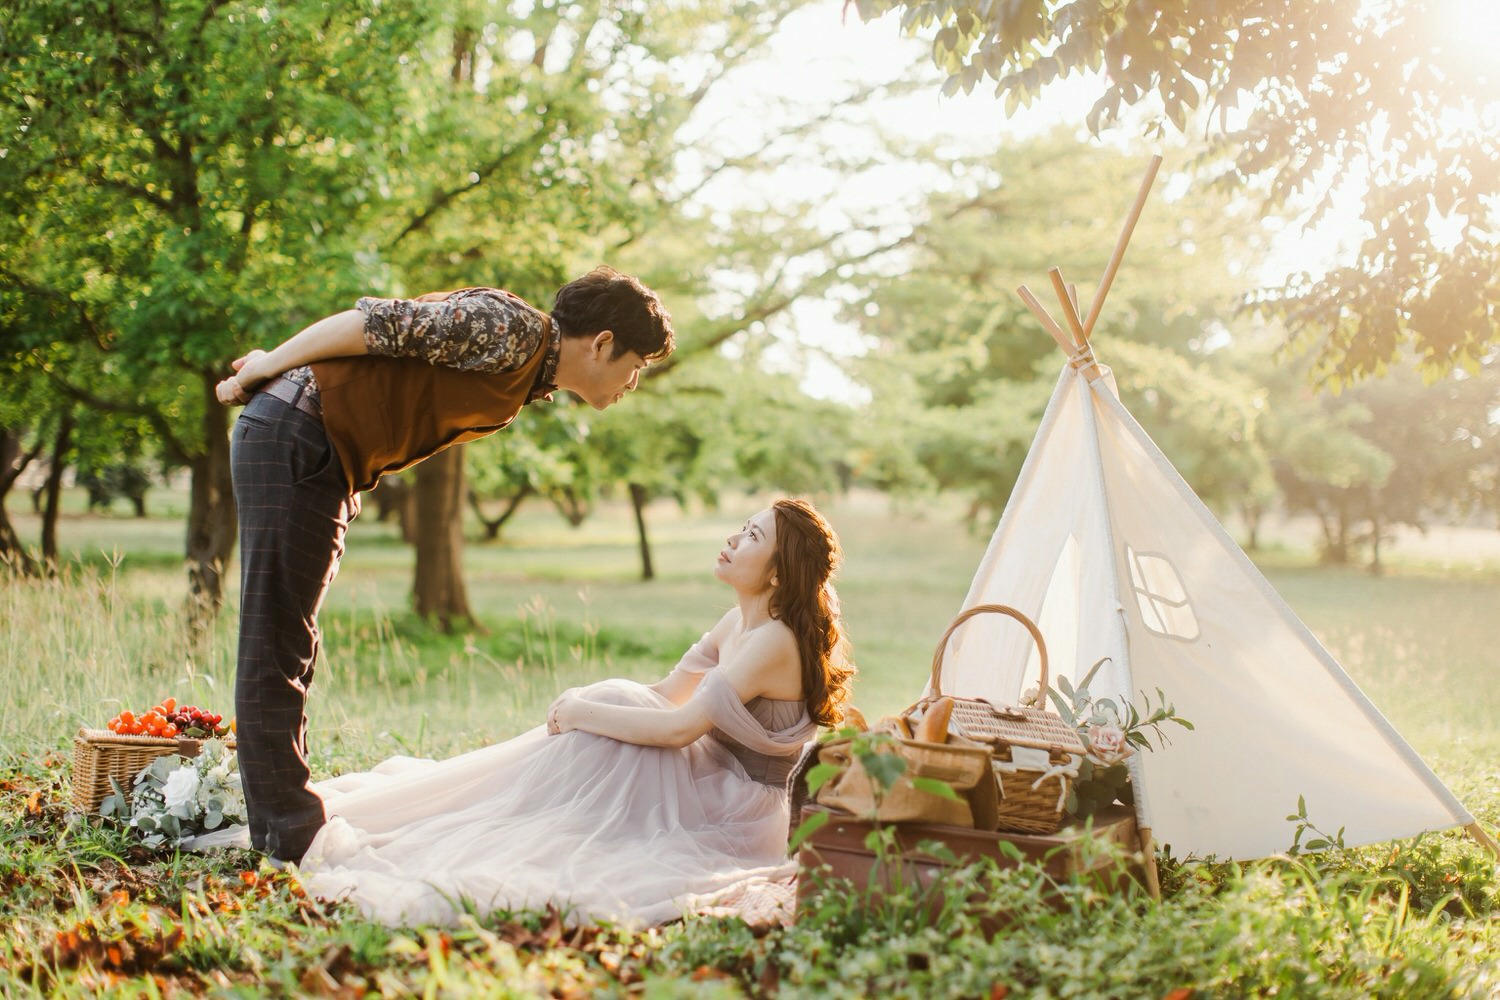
293, 663, 815, 927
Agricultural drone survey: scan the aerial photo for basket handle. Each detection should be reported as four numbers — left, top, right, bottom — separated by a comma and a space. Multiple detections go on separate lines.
929, 604, 1049, 707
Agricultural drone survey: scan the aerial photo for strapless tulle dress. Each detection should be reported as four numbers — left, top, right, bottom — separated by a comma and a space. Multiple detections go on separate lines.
292, 670, 815, 926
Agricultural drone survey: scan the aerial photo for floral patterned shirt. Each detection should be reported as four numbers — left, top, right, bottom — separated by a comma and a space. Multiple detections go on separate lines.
282, 287, 560, 404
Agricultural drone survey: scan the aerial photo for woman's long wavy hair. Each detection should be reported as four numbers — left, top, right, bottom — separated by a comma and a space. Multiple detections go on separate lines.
767, 498, 854, 727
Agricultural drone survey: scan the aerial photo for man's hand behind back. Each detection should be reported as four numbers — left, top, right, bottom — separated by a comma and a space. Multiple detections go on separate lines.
215, 350, 271, 406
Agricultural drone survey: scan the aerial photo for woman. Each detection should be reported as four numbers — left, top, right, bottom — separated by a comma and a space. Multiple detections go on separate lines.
291, 498, 853, 926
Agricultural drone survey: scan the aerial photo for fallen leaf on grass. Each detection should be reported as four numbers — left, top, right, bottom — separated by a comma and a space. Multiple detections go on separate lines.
46, 919, 184, 975
1163, 989, 1194, 1000
25, 790, 44, 815
692, 965, 731, 982
298, 964, 363, 999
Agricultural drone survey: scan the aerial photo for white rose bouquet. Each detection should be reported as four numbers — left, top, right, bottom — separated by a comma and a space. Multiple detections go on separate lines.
99, 739, 245, 849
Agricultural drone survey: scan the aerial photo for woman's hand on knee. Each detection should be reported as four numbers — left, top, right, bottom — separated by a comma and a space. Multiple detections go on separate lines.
546, 689, 581, 735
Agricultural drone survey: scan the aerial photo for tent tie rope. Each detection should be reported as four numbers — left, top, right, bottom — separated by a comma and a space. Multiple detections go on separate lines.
1066, 344, 1096, 370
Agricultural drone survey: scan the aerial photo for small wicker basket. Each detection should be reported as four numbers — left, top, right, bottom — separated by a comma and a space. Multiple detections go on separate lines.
70, 729, 211, 815
924, 604, 1086, 835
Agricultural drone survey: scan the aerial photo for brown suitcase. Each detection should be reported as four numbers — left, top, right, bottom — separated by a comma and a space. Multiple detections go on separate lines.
795, 803, 1144, 926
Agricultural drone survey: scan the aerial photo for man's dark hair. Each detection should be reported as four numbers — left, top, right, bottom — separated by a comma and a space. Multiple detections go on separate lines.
551, 266, 675, 362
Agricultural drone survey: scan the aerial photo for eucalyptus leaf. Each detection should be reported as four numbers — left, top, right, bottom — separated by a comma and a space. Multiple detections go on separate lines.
860, 751, 908, 793
805, 762, 844, 795
910, 777, 962, 802
787, 811, 830, 854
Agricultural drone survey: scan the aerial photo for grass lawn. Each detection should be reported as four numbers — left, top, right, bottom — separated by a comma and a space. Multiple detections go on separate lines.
1, 488, 1496, 996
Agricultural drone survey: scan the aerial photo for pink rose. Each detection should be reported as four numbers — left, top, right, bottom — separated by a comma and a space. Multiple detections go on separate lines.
1086, 723, 1130, 764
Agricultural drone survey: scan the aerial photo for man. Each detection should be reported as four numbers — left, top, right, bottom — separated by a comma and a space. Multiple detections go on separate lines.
215, 266, 674, 864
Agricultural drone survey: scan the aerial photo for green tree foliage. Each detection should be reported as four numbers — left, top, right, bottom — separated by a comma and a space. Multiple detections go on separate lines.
849, 0, 1500, 383
451, 4, 928, 573
578, 356, 854, 579
1255, 353, 1500, 569
0, 0, 435, 618
846, 137, 1269, 524
466, 407, 604, 536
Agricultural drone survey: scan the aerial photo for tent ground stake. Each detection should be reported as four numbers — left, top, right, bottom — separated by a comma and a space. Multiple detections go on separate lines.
1467, 822, 1500, 859
1138, 825, 1162, 900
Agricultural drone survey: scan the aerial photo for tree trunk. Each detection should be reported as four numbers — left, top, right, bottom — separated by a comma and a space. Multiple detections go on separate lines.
372, 478, 408, 522
1331, 508, 1351, 565
550, 486, 590, 527
469, 484, 532, 541
0, 426, 40, 576
1368, 515, 1385, 575
1317, 505, 1349, 565
628, 482, 654, 581
40, 409, 74, 567
412, 444, 472, 630
185, 378, 238, 632
1242, 503, 1262, 552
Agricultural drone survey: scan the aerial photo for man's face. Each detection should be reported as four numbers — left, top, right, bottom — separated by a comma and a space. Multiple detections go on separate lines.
576, 332, 648, 410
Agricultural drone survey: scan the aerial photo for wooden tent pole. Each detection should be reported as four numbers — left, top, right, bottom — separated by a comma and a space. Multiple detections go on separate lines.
1016, 284, 1076, 356
1468, 822, 1500, 859
1138, 825, 1162, 900
1082, 154, 1163, 337
1048, 267, 1087, 345
1045, 268, 1104, 381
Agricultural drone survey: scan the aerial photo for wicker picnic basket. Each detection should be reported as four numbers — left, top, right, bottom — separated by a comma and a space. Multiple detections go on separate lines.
916, 604, 1086, 834
70, 729, 218, 814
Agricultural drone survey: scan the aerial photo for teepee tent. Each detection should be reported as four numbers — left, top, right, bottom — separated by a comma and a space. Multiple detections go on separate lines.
935, 156, 1495, 873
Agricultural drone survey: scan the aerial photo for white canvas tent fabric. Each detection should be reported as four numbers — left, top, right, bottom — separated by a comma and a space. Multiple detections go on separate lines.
937, 364, 1474, 860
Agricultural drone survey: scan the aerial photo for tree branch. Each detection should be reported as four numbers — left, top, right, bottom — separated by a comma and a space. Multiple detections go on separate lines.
645, 220, 925, 380
384, 126, 552, 251
32, 354, 194, 463
1, 430, 48, 494
0, 266, 113, 353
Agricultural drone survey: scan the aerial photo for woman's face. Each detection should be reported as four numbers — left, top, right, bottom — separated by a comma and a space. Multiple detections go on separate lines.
714, 508, 778, 592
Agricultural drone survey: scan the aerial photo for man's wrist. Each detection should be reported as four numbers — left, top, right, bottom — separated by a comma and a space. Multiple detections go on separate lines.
238, 352, 277, 390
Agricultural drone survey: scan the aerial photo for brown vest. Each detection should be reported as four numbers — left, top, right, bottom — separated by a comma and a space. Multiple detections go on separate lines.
311, 329, 550, 493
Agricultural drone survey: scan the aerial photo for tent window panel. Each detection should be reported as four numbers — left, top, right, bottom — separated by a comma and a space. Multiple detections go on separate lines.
1135, 553, 1188, 603
1126, 546, 1199, 643
1152, 597, 1200, 641
1137, 593, 1167, 634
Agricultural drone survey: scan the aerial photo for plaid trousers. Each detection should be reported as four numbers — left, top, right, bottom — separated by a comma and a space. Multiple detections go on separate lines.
230, 389, 360, 862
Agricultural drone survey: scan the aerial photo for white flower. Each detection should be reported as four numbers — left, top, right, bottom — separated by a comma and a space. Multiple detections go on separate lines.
161, 766, 202, 817
1086, 723, 1130, 764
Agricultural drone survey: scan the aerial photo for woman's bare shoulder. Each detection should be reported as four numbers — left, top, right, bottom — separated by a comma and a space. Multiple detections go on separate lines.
728, 619, 801, 698
744, 617, 796, 652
